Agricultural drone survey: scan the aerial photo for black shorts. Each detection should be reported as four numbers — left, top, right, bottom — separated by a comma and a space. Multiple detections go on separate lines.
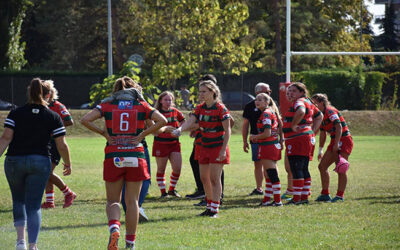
49, 139, 61, 165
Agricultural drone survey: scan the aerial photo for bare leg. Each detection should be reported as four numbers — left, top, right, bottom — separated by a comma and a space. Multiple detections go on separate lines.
209, 164, 224, 202
124, 181, 142, 234
199, 164, 212, 201
105, 179, 124, 221
318, 150, 336, 191
254, 160, 264, 190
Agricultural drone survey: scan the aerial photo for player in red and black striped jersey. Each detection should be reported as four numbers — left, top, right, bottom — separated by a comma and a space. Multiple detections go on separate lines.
152, 91, 185, 198
312, 93, 353, 202
249, 93, 283, 206
41, 81, 76, 209
283, 82, 322, 205
281, 97, 322, 201
81, 77, 167, 250
174, 80, 231, 217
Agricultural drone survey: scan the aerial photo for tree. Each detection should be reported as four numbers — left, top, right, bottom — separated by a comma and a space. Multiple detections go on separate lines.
1, 0, 32, 70
376, 3, 399, 51
121, 0, 265, 89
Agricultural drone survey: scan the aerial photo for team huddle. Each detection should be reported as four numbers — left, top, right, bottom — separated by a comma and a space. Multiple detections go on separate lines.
0, 75, 353, 250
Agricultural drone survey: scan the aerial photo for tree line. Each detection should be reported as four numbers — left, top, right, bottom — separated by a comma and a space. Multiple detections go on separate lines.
1, 0, 399, 90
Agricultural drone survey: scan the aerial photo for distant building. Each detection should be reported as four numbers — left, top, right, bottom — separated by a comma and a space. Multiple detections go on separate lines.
375, 0, 400, 43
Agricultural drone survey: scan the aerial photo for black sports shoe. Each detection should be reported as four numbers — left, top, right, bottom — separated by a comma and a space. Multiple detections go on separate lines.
208, 211, 218, 218
160, 192, 169, 199
167, 190, 181, 198
197, 209, 211, 216
193, 199, 207, 206
285, 199, 301, 206
248, 188, 264, 196
185, 190, 205, 200
266, 201, 283, 207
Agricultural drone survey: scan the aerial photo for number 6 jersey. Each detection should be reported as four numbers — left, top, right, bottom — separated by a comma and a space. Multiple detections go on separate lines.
96, 98, 155, 161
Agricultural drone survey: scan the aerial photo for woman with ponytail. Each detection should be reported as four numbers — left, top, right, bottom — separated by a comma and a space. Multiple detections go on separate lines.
250, 93, 283, 206
282, 82, 320, 205
312, 93, 353, 203
81, 77, 167, 249
0, 78, 72, 250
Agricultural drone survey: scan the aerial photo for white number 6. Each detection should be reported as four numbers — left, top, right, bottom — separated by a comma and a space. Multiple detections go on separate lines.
120, 113, 129, 131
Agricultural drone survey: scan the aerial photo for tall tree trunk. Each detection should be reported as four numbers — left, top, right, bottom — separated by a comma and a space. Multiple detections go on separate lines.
273, 0, 282, 71
112, 6, 124, 69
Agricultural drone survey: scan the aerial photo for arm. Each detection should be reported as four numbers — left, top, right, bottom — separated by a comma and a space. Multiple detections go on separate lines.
230, 115, 235, 128
241, 118, 250, 153
175, 115, 197, 135
217, 119, 231, 161
63, 119, 74, 127
318, 130, 327, 161
133, 110, 167, 144
332, 122, 342, 152
0, 128, 13, 157
54, 136, 71, 176
291, 107, 306, 132
312, 113, 323, 134
250, 127, 271, 142
80, 109, 112, 143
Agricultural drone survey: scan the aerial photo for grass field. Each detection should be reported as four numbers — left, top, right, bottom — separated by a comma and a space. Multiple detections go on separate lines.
0, 135, 399, 249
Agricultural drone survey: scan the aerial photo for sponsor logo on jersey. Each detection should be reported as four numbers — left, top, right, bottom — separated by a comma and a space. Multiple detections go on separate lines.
32, 109, 39, 114
61, 110, 70, 115
113, 157, 138, 168
118, 100, 133, 110
262, 118, 271, 125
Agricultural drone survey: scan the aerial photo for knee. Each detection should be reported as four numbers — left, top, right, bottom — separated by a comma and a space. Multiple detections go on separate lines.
266, 168, 280, 183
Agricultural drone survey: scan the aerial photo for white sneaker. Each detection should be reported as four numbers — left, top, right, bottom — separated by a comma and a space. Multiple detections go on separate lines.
139, 207, 148, 222
16, 240, 27, 250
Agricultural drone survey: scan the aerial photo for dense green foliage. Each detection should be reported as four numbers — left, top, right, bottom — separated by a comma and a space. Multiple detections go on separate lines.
2, 1, 378, 77
363, 71, 386, 110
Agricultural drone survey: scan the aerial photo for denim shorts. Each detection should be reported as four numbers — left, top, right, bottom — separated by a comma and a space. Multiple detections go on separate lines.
251, 143, 260, 162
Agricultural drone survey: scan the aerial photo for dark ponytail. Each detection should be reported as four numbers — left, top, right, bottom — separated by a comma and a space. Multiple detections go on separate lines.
28, 78, 50, 105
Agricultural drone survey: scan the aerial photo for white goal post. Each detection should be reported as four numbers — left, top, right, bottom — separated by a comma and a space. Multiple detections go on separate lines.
285, 0, 400, 83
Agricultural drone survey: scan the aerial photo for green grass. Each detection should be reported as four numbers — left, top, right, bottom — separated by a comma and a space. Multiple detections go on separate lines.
0, 135, 399, 249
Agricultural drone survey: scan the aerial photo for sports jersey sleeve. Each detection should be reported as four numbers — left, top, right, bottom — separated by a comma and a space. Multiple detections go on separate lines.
96, 104, 104, 117
327, 109, 340, 124
242, 102, 253, 120
193, 105, 201, 120
294, 99, 305, 111
219, 104, 231, 121
261, 112, 272, 129
177, 109, 185, 123
4, 110, 16, 129
56, 102, 73, 122
140, 101, 155, 119
52, 115, 66, 138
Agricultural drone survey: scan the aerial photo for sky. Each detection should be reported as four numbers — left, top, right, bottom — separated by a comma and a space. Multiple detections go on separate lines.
365, 0, 386, 35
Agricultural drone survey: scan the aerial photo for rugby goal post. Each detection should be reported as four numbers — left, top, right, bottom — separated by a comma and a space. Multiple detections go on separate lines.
281, 0, 400, 111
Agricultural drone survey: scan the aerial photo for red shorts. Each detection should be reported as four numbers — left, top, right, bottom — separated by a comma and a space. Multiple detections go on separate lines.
309, 135, 316, 161
327, 135, 353, 155
285, 134, 312, 157
198, 146, 230, 165
258, 143, 282, 161
103, 157, 150, 182
152, 141, 181, 157
194, 144, 201, 161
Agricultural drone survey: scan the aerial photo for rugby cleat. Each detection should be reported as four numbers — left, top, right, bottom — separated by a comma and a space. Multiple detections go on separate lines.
41, 202, 55, 209
108, 228, 120, 250
330, 196, 344, 203
315, 194, 332, 202
63, 192, 77, 208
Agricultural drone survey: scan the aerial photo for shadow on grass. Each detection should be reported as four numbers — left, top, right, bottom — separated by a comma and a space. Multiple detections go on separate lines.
41, 222, 106, 231
0, 208, 12, 213
355, 195, 400, 204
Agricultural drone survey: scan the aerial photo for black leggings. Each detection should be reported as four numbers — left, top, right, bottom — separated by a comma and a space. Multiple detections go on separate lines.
288, 155, 310, 179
